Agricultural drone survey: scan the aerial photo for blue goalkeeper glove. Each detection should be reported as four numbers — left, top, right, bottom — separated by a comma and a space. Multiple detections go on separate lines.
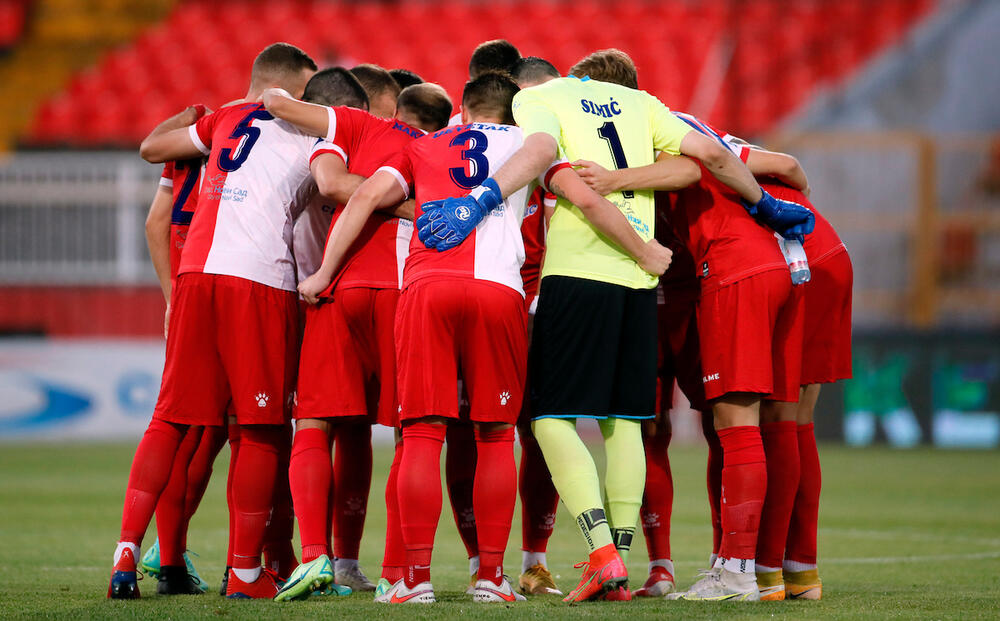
743, 189, 815, 243
417, 178, 503, 252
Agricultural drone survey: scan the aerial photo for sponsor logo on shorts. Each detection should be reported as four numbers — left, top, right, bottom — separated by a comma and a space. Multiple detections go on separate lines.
702, 373, 720, 384
255, 393, 270, 407
702, 261, 710, 278
499, 391, 511, 406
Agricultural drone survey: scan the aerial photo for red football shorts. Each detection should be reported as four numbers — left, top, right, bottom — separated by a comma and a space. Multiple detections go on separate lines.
396, 278, 528, 424
801, 248, 853, 385
295, 287, 400, 427
697, 268, 804, 402
658, 289, 708, 412
154, 273, 299, 426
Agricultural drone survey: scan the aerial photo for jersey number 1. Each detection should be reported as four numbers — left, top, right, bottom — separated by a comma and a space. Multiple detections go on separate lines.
597, 122, 635, 199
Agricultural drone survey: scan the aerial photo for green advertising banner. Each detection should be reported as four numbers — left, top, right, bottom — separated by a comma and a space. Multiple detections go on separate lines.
814, 330, 1000, 448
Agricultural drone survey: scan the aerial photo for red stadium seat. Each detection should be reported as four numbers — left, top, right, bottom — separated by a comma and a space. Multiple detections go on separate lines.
24, 0, 938, 145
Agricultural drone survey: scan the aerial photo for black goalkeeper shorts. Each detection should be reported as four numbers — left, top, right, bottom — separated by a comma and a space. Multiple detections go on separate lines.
529, 275, 657, 419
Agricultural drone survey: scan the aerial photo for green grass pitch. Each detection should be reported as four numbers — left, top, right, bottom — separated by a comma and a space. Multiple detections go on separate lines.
1, 441, 998, 619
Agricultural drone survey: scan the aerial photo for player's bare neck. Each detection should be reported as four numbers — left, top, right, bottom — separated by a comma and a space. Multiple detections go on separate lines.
468, 115, 505, 126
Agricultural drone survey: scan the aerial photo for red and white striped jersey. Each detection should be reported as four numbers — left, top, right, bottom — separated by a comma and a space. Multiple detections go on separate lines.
311, 106, 421, 293
380, 122, 533, 295
181, 102, 314, 292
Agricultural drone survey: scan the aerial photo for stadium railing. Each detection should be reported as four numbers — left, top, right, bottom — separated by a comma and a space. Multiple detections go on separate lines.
0, 131, 997, 329
770, 130, 1000, 329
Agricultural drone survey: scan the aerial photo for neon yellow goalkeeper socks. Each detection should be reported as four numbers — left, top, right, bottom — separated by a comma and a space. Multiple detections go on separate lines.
532, 417, 613, 552
600, 417, 645, 563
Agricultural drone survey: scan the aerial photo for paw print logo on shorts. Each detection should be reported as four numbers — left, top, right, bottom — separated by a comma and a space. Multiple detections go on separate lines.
255, 393, 269, 408
499, 391, 511, 406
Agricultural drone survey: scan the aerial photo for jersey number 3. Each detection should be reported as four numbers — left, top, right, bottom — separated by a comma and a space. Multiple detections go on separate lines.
448, 129, 489, 189
597, 122, 635, 199
218, 109, 274, 172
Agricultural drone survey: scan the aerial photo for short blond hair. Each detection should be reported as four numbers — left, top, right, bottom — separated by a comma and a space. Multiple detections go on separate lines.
570, 49, 638, 90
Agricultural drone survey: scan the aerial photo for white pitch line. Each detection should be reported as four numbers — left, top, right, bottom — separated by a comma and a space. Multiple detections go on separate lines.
822, 550, 1000, 565
819, 527, 1000, 547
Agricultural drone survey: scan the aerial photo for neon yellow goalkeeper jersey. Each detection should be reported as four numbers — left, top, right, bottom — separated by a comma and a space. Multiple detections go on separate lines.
513, 76, 691, 289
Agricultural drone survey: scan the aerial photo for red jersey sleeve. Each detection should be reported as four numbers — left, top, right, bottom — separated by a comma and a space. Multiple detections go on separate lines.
189, 110, 219, 155
378, 146, 414, 199
160, 162, 174, 187
309, 138, 346, 165
325, 106, 370, 164
541, 158, 572, 193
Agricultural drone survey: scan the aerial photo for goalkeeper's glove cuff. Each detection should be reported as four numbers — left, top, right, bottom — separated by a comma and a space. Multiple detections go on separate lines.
469, 178, 503, 215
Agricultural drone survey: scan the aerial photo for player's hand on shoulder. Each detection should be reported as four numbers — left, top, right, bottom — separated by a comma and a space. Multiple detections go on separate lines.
638, 239, 673, 276
572, 160, 617, 196
297, 272, 331, 305
259, 87, 293, 108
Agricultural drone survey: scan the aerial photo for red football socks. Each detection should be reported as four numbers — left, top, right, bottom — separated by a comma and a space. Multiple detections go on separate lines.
519, 431, 559, 554
717, 425, 766, 562
381, 441, 406, 584
445, 424, 479, 560
119, 418, 188, 545
225, 422, 240, 568
263, 424, 297, 576
156, 425, 202, 566
639, 425, 673, 561
474, 426, 516, 585
332, 422, 373, 561
230, 425, 283, 571
702, 413, 724, 556
183, 424, 228, 547
288, 427, 332, 563
399, 422, 447, 587
786, 423, 821, 564
757, 421, 801, 568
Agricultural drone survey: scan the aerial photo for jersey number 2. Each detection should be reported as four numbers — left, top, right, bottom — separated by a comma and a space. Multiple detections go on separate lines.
597, 122, 635, 199
448, 130, 489, 189
218, 109, 274, 172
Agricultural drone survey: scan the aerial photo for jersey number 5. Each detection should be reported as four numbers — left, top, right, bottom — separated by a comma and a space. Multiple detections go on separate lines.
597, 122, 635, 199
448, 129, 489, 189
218, 109, 274, 172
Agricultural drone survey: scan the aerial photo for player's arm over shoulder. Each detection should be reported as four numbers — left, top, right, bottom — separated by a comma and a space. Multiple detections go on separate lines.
139, 105, 211, 163
261, 88, 332, 138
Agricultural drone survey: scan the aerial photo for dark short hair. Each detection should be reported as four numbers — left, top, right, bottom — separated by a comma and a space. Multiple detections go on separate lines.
512, 56, 560, 87
570, 49, 638, 90
251, 42, 317, 84
462, 70, 519, 125
389, 68, 424, 90
350, 63, 401, 102
302, 67, 369, 109
469, 39, 521, 78
397, 83, 453, 132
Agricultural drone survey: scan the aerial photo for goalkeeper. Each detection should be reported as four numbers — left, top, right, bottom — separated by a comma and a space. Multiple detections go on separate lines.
418, 49, 812, 603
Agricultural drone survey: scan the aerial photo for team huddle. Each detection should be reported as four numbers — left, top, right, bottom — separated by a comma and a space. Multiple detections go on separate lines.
108, 38, 852, 605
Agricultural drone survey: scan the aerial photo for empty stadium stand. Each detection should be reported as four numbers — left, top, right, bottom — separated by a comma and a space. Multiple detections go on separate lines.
21, 0, 934, 148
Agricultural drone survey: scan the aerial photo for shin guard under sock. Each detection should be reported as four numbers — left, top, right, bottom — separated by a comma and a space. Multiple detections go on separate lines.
717, 425, 766, 564
231, 425, 282, 571
119, 418, 187, 545
399, 422, 447, 587
786, 423, 821, 565
757, 421, 800, 569
473, 426, 516, 585
640, 424, 673, 562
288, 427, 332, 562
332, 423, 373, 561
